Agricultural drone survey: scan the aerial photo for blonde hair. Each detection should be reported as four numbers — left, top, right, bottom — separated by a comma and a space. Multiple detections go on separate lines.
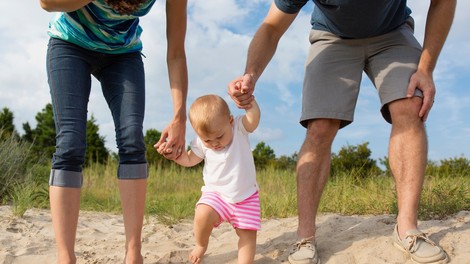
189, 95, 231, 134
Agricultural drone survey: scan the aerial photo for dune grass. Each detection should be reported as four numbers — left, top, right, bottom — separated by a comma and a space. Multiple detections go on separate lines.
1, 138, 469, 223
74, 160, 470, 225
0, 135, 49, 216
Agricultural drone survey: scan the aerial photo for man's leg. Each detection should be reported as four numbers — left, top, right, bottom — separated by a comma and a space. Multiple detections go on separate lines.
119, 179, 147, 264
289, 119, 340, 264
388, 97, 448, 263
296, 118, 340, 239
388, 97, 426, 236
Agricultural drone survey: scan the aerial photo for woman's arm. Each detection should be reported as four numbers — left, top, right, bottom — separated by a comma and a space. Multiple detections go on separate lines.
154, 0, 189, 160
39, 0, 92, 12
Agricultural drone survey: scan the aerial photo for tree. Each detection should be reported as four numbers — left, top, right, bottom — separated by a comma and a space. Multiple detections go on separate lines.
331, 142, 381, 177
22, 103, 109, 166
252, 141, 276, 170
426, 155, 470, 177
379, 156, 392, 176
0, 107, 19, 141
274, 152, 298, 170
22, 104, 56, 159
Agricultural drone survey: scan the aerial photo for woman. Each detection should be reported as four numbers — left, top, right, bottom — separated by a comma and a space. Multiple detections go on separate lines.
39, 0, 188, 263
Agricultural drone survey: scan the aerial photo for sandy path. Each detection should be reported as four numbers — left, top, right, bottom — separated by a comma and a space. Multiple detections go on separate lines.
1, 206, 469, 263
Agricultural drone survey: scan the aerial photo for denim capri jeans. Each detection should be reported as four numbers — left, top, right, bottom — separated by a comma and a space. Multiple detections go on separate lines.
47, 38, 148, 188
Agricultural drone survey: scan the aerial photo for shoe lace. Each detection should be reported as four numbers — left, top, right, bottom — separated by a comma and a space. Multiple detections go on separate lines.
292, 236, 315, 252
405, 232, 436, 253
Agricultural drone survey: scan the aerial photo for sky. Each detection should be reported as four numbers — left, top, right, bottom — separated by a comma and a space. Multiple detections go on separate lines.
0, 1, 469, 164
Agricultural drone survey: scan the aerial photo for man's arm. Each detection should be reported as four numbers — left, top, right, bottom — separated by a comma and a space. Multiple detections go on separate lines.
407, 0, 456, 121
419, 0, 456, 74
39, 0, 92, 12
228, 3, 298, 109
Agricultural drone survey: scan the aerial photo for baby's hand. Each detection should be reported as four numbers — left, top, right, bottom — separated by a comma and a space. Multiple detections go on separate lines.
155, 142, 169, 155
155, 141, 179, 161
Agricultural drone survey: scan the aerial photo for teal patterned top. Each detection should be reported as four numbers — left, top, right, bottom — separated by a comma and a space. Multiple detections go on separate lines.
48, 0, 156, 54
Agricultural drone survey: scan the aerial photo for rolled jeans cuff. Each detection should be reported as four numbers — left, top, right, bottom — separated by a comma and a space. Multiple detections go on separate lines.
49, 169, 83, 188
118, 163, 148, 179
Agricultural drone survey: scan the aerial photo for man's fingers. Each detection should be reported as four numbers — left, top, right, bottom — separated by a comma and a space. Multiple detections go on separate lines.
420, 97, 434, 121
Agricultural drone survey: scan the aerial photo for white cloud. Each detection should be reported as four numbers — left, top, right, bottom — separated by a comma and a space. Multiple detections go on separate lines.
0, 0, 468, 162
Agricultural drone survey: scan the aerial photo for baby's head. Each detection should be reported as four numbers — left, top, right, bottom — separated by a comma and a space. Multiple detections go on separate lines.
189, 95, 234, 151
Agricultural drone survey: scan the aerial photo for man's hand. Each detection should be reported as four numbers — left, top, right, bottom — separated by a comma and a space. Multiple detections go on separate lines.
228, 73, 256, 109
407, 69, 436, 122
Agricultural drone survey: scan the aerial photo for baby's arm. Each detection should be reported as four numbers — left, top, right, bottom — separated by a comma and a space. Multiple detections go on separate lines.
157, 142, 203, 167
242, 98, 260, 133
173, 149, 203, 167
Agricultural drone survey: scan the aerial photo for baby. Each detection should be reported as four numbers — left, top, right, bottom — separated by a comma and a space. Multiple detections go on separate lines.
157, 94, 261, 264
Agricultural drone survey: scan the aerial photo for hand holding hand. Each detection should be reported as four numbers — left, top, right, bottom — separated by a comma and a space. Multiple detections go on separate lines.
154, 118, 186, 160
228, 73, 256, 109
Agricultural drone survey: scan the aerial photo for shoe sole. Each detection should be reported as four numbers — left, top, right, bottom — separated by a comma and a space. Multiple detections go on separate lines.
392, 241, 449, 264
287, 255, 321, 264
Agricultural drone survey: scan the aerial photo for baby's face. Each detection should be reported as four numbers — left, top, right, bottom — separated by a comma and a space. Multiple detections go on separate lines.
198, 115, 233, 151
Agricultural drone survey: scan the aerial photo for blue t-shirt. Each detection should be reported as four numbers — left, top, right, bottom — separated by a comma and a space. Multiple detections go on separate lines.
274, 0, 411, 39
48, 0, 156, 54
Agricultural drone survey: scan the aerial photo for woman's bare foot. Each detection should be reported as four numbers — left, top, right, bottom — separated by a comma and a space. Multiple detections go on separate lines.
124, 250, 143, 264
189, 245, 207, 264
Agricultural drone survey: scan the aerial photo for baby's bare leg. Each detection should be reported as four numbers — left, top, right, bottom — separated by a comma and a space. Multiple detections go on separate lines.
235, 229, 257, 264
190, 204, 220, 264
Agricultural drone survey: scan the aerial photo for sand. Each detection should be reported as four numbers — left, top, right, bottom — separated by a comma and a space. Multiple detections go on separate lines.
0, 206, 469, 264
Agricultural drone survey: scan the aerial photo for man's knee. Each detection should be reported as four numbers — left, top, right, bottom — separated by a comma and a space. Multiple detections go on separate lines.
305, 118, 340, 142
388, 97, 423, 124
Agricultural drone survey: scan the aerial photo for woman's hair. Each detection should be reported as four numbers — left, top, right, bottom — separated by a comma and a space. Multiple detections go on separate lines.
105, 0, 147, 15
189, 95, 231, 135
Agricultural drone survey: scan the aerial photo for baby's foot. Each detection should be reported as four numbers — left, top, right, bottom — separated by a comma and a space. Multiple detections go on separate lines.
189, 245, 207, 264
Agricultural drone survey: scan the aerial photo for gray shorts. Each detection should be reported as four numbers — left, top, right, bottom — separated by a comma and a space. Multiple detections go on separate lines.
301, 17, 422, 128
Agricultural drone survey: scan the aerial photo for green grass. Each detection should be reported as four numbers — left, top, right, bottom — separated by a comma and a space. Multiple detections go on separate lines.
0, 135, 49, 216
320, 171, 397, 215
1, 138, 469, 223
419, 175, 470, 219
77, 161, 470, 225
258, 168, 297, 218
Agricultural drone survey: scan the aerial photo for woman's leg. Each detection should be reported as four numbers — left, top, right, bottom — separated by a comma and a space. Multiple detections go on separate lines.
47, 38, 93, 264
49, 187, 81, 264
98, 52, 147, 264
119, 179, 147, 264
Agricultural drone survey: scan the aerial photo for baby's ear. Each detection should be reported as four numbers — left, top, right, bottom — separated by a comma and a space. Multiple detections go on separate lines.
230, 115, 234, 124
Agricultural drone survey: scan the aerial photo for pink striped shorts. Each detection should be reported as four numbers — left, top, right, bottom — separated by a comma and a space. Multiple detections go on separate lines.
196, 191, 261, 231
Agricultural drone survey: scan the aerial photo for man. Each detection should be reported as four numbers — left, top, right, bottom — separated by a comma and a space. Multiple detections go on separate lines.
228, 0, 456, 263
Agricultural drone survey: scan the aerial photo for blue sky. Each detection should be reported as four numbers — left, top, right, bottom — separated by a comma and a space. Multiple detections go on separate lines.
0, 1, 468, 164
